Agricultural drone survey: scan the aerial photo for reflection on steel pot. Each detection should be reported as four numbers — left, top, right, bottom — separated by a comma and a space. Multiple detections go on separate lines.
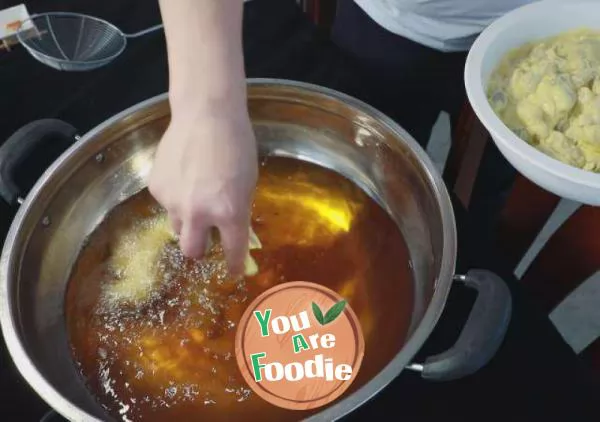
0, 79, 512, 421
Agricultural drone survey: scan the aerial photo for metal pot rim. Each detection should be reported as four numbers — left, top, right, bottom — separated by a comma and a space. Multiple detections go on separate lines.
0, 78, 457, 421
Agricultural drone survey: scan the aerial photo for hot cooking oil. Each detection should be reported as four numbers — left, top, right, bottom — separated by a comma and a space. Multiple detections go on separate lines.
64, 156, 414, 422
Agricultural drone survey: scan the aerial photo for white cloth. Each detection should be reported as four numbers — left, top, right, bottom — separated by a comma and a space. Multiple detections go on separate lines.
352, 0, 537, 52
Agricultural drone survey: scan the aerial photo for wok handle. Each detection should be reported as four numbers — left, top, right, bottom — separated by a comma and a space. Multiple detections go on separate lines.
407, 269, 512, 381
0, 119, 78, 206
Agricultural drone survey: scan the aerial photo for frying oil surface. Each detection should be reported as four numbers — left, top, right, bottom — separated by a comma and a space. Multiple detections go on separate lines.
65, 157, 414, 422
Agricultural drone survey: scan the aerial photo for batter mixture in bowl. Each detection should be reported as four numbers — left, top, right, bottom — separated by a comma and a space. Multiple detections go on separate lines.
65, 156, 414, 422
487, 28, 600, 171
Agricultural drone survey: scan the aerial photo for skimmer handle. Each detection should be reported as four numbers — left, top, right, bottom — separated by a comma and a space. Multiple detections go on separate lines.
124, 24, 164, 38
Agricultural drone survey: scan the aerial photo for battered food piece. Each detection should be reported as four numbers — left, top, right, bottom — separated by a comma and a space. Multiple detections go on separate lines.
102, 214, 262, 307
205, 224, 262, 276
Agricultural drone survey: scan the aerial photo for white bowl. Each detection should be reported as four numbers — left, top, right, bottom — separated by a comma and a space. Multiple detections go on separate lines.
464, 0, 600, 206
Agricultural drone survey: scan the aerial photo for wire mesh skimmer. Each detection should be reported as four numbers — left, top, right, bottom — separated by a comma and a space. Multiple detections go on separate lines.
16, 12, 163, 71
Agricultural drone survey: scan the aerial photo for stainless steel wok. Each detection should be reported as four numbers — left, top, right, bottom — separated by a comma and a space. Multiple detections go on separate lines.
0, 79, 512, 421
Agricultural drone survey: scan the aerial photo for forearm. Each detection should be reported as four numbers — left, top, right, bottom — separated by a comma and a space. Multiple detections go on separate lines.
158, 0, 247, 116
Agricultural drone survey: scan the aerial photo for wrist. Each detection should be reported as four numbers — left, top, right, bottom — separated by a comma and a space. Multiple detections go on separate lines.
168, 92, 250, 128
166, 43, 247, 114
169, 82, 248, 119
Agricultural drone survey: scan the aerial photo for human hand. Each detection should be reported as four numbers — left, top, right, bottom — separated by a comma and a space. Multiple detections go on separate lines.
148, 105, 258, 276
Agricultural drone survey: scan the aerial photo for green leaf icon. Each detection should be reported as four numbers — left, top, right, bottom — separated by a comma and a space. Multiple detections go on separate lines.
312, 300, 347, 326
323, 300, 347, 325
312, 302, 325, 325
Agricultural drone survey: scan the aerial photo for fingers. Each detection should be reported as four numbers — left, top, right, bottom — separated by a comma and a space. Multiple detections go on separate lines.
179, 215, 210, 259
168, 214, 182, 236
162, 196, 251, 276
150, 172, 252, 274
218, 219, 250, 277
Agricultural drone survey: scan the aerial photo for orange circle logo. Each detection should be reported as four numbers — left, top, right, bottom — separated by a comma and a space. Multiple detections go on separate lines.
235, 281, 365, 410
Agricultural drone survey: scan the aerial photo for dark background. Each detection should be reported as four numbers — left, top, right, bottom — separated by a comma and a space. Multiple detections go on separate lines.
0, 0, 167, 141
0, 1, 598, 421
